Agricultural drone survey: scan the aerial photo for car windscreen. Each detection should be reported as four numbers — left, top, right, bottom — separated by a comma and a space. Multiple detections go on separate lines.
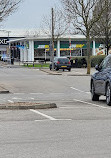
58, 58, 69, 63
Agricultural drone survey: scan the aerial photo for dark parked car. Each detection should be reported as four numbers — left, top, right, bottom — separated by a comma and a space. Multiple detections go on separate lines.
90, 54, 111, 105
50, 57, 72, 71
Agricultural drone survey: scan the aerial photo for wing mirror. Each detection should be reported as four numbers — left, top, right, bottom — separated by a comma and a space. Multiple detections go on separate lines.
95, 65, 101, 71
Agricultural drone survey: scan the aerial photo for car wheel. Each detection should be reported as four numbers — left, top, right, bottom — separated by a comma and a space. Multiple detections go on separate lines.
50, 65, 52, 70
91, 82, 99, 101
55, 67, 59, 71
68, 68, 71, 71
106, 83, 111, 105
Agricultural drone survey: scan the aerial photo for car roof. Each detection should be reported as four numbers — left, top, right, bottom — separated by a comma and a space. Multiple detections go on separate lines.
54, 57, 68, 59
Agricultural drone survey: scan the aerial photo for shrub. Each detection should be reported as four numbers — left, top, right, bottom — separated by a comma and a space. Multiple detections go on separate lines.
91, 55, 106, 67
70, 55, 106, 68
70, 56, 87, 68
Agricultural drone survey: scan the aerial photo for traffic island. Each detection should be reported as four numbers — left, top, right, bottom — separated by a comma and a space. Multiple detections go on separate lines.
0, 102, 57, 110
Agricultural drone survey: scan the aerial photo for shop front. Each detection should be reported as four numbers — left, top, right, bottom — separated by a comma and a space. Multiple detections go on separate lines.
8, 35, 107, 62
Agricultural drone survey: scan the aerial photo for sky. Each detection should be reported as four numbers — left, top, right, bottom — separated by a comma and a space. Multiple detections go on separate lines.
2, 0, 60, 30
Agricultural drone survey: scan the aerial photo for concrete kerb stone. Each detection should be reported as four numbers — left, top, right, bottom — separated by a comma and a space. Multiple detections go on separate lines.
40, 68, 92, 76
40, 69, 62, 75
0, 86, 10, 94
67, 74, 91, 76
0, 102, 57, 110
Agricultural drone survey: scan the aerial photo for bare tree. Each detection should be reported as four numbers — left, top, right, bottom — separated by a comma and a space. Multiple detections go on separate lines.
0, 0, 22, 22
41, 6, 68, 39
41, 6, 68, 70
61, 0, 107, 74
91, 0, 111, 55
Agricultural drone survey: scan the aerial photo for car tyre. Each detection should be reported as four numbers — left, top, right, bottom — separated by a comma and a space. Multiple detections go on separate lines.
55, 67, 59, 71
50, 65, 52, 70
106, 83, 111, 106
91, 82, 99, 101
68, 68, 71, 71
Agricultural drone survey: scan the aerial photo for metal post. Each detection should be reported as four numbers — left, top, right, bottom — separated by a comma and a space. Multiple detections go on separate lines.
45, 49, 46, 61
51, 8, 54, 70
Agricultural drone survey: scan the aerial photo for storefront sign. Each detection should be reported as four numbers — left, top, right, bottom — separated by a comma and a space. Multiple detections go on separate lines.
96, 48, 106, 55
38, 45, 49, 49
0, 38, 8, 45
71, 44, 84, 48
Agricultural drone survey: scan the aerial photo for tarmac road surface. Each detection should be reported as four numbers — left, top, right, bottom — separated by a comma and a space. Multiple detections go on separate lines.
0, 66, 111, 157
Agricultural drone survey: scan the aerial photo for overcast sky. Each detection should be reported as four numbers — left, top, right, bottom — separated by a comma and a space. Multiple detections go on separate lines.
2, 0, 60, 30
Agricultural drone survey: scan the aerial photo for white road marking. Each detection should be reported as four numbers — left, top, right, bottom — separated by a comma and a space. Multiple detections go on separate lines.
71, 87, 90, 94
8, 100, 14, 103
50, 93, 64, 95
54, 119, 72, 121
30, 109, 72, 121
35, 119, 72, 122
31, 98, 34, 100
73, 99, 111, 110
30, 109, 56, 120
59, 107, 92, 109
14, 93, 25, 95
12, 97, 22, 100
30, 93, 43, 95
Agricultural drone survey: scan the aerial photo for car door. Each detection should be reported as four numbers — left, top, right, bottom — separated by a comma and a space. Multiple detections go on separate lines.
94, 57, 109, 95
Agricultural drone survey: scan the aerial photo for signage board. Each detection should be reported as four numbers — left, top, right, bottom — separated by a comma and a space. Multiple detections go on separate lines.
0, 38, 8, 45
38, 45, 49, 49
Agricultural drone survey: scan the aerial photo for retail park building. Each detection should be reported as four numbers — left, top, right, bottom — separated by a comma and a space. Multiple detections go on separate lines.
0, 29, 106, 62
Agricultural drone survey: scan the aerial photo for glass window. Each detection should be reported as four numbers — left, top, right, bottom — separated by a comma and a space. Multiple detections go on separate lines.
58, 58, 69, 63
100, 56, 111, 69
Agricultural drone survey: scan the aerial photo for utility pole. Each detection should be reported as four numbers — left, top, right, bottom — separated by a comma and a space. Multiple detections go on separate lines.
51, 8, 54, 70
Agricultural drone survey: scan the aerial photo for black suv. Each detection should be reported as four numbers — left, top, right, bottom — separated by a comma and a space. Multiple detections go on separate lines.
50, 57, 72, 71
91, 54, 111, 105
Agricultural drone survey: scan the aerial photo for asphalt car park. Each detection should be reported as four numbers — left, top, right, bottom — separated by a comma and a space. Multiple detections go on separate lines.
0, 66, 111, 157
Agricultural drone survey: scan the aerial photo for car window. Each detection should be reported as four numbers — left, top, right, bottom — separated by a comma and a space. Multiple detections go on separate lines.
106, 58, 111, 68
99, 57, 109, 69
54, 58, 57, 62
58, 58, 69, 63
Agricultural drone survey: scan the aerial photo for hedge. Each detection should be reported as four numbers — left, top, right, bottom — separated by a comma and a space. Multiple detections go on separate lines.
70, 55, 106, 68
91, 55, 106, 67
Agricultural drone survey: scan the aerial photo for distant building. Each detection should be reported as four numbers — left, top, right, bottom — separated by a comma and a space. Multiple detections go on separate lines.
2, 29, 106, 62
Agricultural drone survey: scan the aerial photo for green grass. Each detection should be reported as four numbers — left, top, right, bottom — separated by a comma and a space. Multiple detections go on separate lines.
23, 63, 50, 68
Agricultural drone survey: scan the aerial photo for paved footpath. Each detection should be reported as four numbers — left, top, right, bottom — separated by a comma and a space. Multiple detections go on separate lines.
40, 67, 96, 76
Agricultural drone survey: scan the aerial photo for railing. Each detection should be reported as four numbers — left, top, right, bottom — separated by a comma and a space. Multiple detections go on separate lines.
23, 60, 46, 67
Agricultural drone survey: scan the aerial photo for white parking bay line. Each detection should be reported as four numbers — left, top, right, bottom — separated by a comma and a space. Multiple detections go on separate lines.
8, 100, 14, 103
30, 109, 56, 120
30, 93, 43, 95
70, 87, 90, 94
30, 109, 72, 121
73, 99, 111, 110
12, 97, 22, 100
35, 119, 72, 122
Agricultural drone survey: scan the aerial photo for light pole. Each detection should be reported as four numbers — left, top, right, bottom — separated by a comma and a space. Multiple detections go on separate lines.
51, 8, 54, 71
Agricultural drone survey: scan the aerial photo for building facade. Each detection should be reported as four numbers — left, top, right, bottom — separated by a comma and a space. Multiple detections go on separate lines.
9, 35, 105, 62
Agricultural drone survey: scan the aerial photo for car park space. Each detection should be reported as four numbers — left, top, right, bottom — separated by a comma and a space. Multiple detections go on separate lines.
1, 66, 111, 157
1, 100, 111, 158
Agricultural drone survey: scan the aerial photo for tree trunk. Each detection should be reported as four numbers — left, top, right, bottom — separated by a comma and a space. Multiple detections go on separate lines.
87, 37, 91, 74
